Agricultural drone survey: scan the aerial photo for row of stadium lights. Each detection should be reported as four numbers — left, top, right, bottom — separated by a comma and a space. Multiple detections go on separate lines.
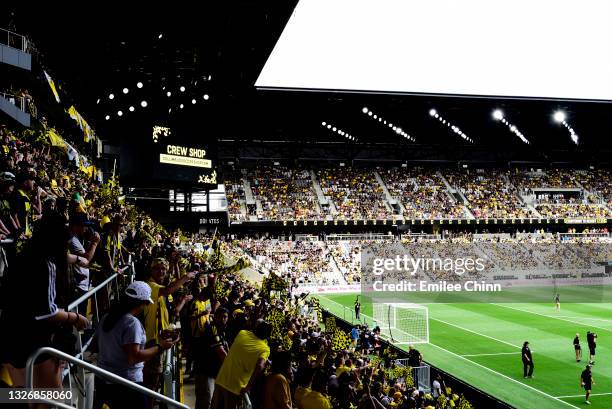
493, 110, 530, 144
321, 122, 357, 141
102, 82, 211, 120
429, 109, 473, 143
351, 108, 577, 146
553, 111, 579, 145
361, 107, 415, 142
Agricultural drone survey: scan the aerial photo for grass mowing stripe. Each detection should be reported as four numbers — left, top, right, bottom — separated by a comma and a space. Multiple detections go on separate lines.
493, 304, 612, 333
427, 342, 580, 409
431, 316, 521, 349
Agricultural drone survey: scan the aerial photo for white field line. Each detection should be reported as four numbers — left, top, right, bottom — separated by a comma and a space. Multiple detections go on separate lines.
554, 315, 612, 323
318, 296, 578, 408
493, 304, 612, 333
430, 317, 522, 349
554, 392, 612, 398
461, 352, 521, 357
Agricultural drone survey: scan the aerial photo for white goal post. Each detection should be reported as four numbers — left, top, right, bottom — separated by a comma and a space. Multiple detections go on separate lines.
373, 302, 429, 345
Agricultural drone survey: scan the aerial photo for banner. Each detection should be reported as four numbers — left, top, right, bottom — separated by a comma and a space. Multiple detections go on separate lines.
67, 106, 96, 142
43, 70, 60, 103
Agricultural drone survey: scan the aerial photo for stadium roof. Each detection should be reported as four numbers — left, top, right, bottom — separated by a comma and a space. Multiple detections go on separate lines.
4, 3, 612, 155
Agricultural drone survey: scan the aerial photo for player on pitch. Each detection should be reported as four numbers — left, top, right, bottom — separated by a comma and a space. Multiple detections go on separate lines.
580, 364, 595, 405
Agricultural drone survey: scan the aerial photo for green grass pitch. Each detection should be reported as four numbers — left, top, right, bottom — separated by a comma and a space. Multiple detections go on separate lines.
319, 294, 612, 409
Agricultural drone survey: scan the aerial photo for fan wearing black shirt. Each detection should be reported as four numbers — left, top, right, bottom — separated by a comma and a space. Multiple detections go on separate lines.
586, 331, 597, 365
573, 333, 581, 362
580, 365, 594, 405
194, 307, 229, 409
522, 341, 534, 378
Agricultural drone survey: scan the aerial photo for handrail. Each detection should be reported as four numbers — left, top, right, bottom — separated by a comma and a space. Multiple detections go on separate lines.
1, 92, 27, 112
67, 272, 119, 312
0, 27, 28, 52
26, 347, 189, 409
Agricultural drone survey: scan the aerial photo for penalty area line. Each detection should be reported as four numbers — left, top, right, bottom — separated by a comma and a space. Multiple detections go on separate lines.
461, 352, 520, 357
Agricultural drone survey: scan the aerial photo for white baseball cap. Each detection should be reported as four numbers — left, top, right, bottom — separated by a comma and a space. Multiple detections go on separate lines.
125, 281, 154, 304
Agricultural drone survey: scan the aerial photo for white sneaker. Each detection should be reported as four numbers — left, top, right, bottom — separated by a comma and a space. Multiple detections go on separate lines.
586, 400, 591, 405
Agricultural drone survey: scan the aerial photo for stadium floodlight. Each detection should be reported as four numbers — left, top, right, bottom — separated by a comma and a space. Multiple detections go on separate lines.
180, 86, 186, 92
96, 98, 100, 104
105, 115, 110, 120
554, 110, 566, 123
166, 91, 172, 97
332, 127, 337, 131
137, 82, 143, 88
322, 121, 327, 126
117, 110, 123, 116
123, 88, 129, 94
109, 93, 114, 100
362, 107, 369, 114
429, 109, 437, 117
180, 103, 184, 109
203, 94, 210, 100
493, 109, 504, 120
158, 33, 163, 39
141, 101, 148, 108
129, 106, 135, 112
192, 99, 197, 104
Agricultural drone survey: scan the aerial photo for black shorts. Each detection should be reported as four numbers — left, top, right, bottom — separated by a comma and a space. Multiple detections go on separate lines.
589, 346, 596, 355
575, 345, 581, 351
584, 383, 592, 391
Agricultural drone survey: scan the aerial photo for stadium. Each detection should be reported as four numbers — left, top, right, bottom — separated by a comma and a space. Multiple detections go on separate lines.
0, 2, 611, 409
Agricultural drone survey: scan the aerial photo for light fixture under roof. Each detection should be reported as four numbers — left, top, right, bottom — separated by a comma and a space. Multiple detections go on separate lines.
122, 88, 129, 94
553, 110, 566, 123
180, 86, 186, 92
109, 93, 114, 100
203, 94, 210, 100
129, 106, 135, 112
105, 115, 110, 120
117, 110, 123, 117
141, 101, 148, 107
137, 82, 143, 88
166, 91, 172, 97
191, 99, 196, 104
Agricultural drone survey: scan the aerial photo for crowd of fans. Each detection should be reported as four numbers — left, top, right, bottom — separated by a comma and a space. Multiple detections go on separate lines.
249, 166, 319, 221
380, 168, 465, 220
0, 124, 480, 409
444, 169, 533, 219
225, 166, 612, 221
318, 168, 390, 220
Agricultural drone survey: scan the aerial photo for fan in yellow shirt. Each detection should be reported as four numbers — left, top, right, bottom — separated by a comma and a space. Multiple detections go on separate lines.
212, 321, 272, 409
300, 370, 331, 409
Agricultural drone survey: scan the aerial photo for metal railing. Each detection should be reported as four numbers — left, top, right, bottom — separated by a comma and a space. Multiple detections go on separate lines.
0, 27, 28, 52
65, 257, 135, 408
1, 92, 27, 112
395, 359, 431, 392
25, 347, 189, 409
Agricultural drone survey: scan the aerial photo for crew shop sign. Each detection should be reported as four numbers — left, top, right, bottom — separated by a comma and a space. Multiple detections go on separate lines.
160, 145, 212, 169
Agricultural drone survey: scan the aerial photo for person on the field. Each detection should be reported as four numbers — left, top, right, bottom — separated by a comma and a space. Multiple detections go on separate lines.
580, 364, 594, 405
522, 341, 534, 378
354, 296, 361, 320
554, 293, 560, 311
573, 333, 581, 362
587, 331, 597, 364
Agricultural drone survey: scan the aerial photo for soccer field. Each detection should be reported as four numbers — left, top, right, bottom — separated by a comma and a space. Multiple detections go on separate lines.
319, 294, 612, 409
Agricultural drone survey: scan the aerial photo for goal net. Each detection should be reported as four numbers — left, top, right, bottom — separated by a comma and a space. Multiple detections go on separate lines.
373, 302, 429, 344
